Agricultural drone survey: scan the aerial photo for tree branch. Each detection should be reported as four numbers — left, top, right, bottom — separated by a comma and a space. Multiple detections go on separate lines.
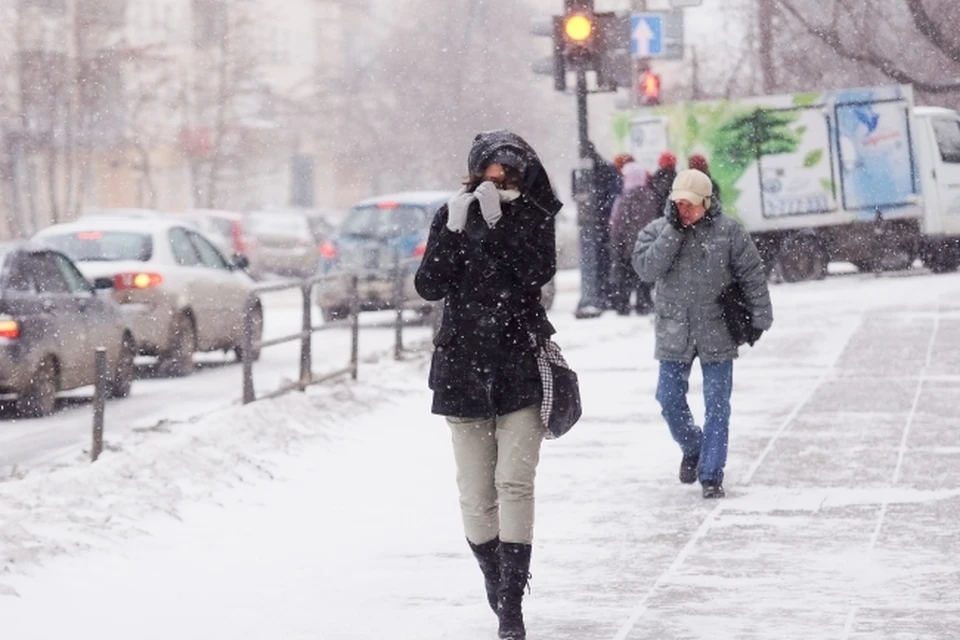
776, 0, 960, 94
906, 0, 960, 64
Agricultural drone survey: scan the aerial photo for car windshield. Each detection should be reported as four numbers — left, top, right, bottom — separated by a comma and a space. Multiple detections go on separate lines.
246, 214, 310, 237
42, 231, 154, 262
341, 205, 429, 238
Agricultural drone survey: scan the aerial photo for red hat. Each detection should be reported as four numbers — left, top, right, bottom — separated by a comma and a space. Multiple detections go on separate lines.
688, 153, 709, 173
613, 153, 635, 173
658, 151, 677, 170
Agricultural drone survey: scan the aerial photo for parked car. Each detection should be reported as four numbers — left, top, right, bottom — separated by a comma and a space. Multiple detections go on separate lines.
170, 209, 256, 273
316, 191, 557, 322
244, 211, 319, 279
34, 217, 262, 377
315, 191, 446, 322
0, 242, 136, 417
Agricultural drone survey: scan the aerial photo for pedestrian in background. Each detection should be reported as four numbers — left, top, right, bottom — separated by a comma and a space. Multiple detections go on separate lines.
414, 130, 563, 640
575, 142, 622, 319
649, 151, 677, 218
609, 162, 657, 315
632, 169, 772, 499
613, 153, 635, 174
689, 153, 722, 202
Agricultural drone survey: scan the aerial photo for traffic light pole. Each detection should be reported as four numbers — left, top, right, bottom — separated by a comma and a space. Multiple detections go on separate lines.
576, 70, 589, 158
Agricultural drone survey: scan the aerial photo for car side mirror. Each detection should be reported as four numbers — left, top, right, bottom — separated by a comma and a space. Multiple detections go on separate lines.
231, 253, 250, 270
92, 277, 114, 290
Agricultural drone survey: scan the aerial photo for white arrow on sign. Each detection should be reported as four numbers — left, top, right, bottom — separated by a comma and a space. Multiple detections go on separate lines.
633, 18, 655, 57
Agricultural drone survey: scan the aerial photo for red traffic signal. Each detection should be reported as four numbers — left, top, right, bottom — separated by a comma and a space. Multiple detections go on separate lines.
638, 71, 661, 106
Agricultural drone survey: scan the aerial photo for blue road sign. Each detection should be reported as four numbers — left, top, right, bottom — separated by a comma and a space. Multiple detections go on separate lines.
631, 14, 664, 58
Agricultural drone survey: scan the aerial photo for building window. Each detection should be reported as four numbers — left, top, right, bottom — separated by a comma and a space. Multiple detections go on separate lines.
18, 0, 67, 14
76, 0, 127, 28
193, 0, 227, 48
18, 51, 68, 144
78, 52, 126, 148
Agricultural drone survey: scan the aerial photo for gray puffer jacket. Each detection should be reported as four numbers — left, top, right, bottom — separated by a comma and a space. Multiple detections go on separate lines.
632, 203, 773, 363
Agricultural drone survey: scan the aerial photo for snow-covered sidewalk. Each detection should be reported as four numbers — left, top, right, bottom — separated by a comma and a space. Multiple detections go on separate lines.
1, 271, 959, 639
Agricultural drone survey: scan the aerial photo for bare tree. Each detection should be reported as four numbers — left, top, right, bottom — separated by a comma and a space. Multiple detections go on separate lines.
187, 0, 296, 211
772, 0, 960, 102
338, 0, 574, 193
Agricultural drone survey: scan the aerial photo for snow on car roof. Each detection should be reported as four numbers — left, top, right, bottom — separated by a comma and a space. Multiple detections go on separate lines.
34, 214, 200, 236
352, 191, 453, 208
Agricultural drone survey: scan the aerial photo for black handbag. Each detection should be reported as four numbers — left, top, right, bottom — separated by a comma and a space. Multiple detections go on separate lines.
535, 339, 582, 439
718, 281, 763, 346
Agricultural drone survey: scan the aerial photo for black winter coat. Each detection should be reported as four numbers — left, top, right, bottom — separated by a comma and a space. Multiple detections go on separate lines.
649, 168, 676, 218
415, 195, 558, 419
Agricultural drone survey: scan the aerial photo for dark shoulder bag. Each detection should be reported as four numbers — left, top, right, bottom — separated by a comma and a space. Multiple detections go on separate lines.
534, 337, 582, 439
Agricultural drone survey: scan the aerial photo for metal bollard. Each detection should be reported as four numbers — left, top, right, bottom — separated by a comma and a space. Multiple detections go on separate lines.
91, 347, 107, 462
242, 297, 255, 404
350, 274, 360, 380
393, 252, 404, 361
300, 282, 313, 390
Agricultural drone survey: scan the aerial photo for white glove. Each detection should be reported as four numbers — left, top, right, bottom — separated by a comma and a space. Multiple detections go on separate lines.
445, 187, 475, 233
474, 181, 503, 228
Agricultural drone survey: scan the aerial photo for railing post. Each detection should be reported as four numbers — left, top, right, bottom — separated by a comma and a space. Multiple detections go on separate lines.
394, 250, 404, 361
242, 294, 255, 404
91, 347, 107, 462
300, 281, 312, 390
350, 274, 360, 380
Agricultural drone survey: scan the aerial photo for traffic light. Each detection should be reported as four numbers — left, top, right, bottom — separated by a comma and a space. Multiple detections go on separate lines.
561, 1, 598, 70
638, 70, 662, 106
531, 2, 629, 93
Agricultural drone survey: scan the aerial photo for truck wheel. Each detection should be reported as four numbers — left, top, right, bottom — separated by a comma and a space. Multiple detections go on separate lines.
928, 247, 960, 273
778, 235, 828, 283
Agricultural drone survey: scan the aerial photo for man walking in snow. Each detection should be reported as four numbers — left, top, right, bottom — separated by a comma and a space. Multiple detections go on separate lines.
632, 169, 772, 498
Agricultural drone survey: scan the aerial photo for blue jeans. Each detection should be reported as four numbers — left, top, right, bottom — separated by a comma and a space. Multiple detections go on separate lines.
656, 359, 734, 484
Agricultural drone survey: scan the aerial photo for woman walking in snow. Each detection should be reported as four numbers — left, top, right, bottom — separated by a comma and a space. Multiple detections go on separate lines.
415, 130, 563, 640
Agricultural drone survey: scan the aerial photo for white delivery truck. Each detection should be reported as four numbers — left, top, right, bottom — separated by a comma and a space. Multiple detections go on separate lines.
611, 84, 960, 281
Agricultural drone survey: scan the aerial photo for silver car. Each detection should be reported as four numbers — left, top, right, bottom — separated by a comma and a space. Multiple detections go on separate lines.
34, 217, 262, 377
0, 243, 135, 417
244, 211, 319, 279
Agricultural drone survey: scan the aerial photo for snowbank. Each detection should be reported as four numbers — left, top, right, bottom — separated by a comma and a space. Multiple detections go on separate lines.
0, 347, 432, 581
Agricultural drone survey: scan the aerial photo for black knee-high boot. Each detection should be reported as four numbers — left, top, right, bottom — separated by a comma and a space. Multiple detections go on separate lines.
497, 542, 532, 640
467, 537, 500, 615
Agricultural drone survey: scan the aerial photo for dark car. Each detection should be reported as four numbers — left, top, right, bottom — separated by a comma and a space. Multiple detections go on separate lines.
0, 243, 136, 417
315, 191, 448, 322
315, 191, 557, 322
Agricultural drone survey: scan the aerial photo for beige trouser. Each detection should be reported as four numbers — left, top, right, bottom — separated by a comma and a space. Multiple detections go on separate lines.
447, 405, 544, 546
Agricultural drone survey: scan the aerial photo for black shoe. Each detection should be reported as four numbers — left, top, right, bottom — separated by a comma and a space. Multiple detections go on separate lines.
574, 305, 603, 319
467, 537, 500, 615
679, 454, 699, 484
498, 543, 532, 640
702, 481, 725, 499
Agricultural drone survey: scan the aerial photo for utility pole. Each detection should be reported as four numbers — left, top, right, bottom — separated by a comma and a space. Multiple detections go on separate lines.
691, 45, 702, 99
758, 0, 776, 94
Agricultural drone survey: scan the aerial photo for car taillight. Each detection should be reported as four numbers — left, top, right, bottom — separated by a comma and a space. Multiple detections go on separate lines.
232, 221, 248, 254
114, 272, 163, 290
412, 241, 427, 257
0, 316, 20, 339
319, 240, 337, 259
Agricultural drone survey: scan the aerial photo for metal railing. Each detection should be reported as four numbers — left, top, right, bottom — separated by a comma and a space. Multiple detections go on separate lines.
240, 255, 427, 405
83, 256, 429, 464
